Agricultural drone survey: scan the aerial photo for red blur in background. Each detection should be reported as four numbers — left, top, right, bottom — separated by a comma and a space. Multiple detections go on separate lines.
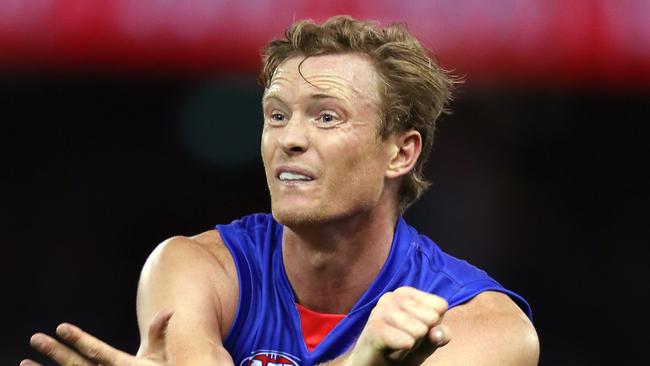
1, 0, 649, 87
2, 2, 649, 366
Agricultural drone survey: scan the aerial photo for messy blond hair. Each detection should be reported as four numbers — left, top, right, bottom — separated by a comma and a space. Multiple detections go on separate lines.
261, 15, 456, 213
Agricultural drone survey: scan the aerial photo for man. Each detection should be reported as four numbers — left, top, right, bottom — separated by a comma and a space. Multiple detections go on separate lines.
23, 16, 539, 366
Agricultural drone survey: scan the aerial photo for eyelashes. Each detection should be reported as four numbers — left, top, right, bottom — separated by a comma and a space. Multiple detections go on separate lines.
266, 111, 342, 127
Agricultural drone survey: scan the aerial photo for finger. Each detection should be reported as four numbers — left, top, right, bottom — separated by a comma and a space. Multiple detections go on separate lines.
394, 287, 448, 314
384, 327, 422, 362
428, 324, 451, 347
400, 298, 443, 327
20, 359, 43, 366
422, 294, 448, 314
143, 308, 174, 357
395, 325, 452, 365
383, 307, 430, 339
29, 333, 94, 366
376, 326, 417, 353
56, 323, 128, 365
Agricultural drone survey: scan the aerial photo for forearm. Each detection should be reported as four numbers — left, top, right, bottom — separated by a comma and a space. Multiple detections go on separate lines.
164, 351, 235, 366
317, 351, 351, 366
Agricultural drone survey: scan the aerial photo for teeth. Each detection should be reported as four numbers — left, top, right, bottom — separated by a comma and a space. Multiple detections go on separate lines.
279, 171, 312, 181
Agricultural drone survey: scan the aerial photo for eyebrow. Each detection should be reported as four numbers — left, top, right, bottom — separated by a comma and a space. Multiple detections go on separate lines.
309, 93, 345, 101
262, 93, 348, 107
262, 94, 288, 108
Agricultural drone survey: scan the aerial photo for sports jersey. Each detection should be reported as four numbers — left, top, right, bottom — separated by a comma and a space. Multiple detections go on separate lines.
217, 213, 531, 366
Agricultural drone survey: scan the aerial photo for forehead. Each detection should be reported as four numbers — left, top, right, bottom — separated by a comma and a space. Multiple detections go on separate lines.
265, 53, 380, 103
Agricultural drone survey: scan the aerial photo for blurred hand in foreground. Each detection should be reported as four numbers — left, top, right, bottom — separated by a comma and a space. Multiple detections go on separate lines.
21, 308, 173, 366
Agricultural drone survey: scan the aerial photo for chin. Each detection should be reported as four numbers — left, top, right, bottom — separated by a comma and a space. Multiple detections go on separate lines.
269, 192, 325, 226
271, 205, 323, 227
271, 201, 368, 228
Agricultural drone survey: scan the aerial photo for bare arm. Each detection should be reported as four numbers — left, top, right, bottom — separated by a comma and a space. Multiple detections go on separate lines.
324, 289, 538, 366
423, 291, 539, 366
136, 231, 239, 365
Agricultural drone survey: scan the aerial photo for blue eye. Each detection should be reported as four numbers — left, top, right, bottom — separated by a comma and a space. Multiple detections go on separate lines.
320, 113, 335, 123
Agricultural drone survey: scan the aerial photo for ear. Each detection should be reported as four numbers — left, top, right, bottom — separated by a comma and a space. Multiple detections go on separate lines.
385, 130, 422, 179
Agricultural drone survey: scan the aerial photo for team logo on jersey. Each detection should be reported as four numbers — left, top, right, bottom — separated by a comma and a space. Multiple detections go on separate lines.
240, 350, 301, 366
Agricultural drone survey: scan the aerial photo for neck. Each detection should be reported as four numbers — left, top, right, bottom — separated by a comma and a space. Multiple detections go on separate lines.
282, 203, 398, 314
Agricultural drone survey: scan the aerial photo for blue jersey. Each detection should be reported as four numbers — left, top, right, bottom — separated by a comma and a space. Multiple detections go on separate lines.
217, 213, 531, 366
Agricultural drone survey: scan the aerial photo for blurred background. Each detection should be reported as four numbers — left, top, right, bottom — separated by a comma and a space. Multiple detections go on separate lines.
1, 0, 648, 365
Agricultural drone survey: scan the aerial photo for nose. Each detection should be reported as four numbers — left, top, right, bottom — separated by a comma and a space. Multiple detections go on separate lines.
277, 115, 309, 154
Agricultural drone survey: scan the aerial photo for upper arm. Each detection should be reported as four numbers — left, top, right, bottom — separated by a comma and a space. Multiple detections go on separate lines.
424, 291, 539, 366
136, 230, 238, 365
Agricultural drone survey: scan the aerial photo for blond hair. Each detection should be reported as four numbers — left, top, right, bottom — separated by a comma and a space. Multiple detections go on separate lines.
261, 15, 456, 213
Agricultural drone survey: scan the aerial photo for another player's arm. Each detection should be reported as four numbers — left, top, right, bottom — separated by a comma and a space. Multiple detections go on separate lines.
136, 230, 238, 366
324, 288, 538, 366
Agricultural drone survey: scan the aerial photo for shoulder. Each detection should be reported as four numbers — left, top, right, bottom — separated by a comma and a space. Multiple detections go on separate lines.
143, 230, 236, 280
137, 229, 238, 338
428, 291, 539, 365
141, 230, 237, 294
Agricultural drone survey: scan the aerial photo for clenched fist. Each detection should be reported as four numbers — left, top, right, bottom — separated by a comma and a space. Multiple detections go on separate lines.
345, 287, 450, 366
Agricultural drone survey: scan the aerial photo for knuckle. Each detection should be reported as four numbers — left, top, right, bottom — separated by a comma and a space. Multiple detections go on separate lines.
68, 333, 82, 344
369, 306, 388, 323
87, 346, 102, 360
64, 331, 80, 344
440, 300, 449, 312
377, 291, 394, 304
384, 310, 405, 329
375, 297, 392, 310
425, 310, 440, 325
400, 299, 417, 312
431, 312, 441, 325
42, 344, 56, 358
365, 318, 381, 334
39, 342, 59, 359
405, 336, 416, 349
414, 322, 429, 336
58, 324, 81, 343
394, 334, 416, 350
394, 286, 414, 296
369, 306, 380, 317
86, 346, 112, 363
67, 359, 85, 366
432, 296, 449, 311
61, 353, 84, 366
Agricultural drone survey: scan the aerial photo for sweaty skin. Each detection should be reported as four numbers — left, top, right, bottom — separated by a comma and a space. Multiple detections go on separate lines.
23, 53, 539, 366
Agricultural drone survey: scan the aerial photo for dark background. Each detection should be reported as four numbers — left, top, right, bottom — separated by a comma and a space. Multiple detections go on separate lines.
2, 2, 649, 365
3, 74, 648, 365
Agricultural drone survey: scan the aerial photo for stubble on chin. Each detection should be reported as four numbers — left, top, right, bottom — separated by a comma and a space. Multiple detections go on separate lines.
271, 203, 323, 227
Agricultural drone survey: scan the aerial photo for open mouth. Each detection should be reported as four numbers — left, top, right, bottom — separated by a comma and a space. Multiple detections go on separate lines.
278, 171, 314, 182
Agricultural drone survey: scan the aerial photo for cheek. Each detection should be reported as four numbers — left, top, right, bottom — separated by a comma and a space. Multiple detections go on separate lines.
260, 129, 274, 164
332, 140, 385, 187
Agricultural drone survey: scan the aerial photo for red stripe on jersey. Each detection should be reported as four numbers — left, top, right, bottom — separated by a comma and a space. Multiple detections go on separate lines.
296, 303, 346, 352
